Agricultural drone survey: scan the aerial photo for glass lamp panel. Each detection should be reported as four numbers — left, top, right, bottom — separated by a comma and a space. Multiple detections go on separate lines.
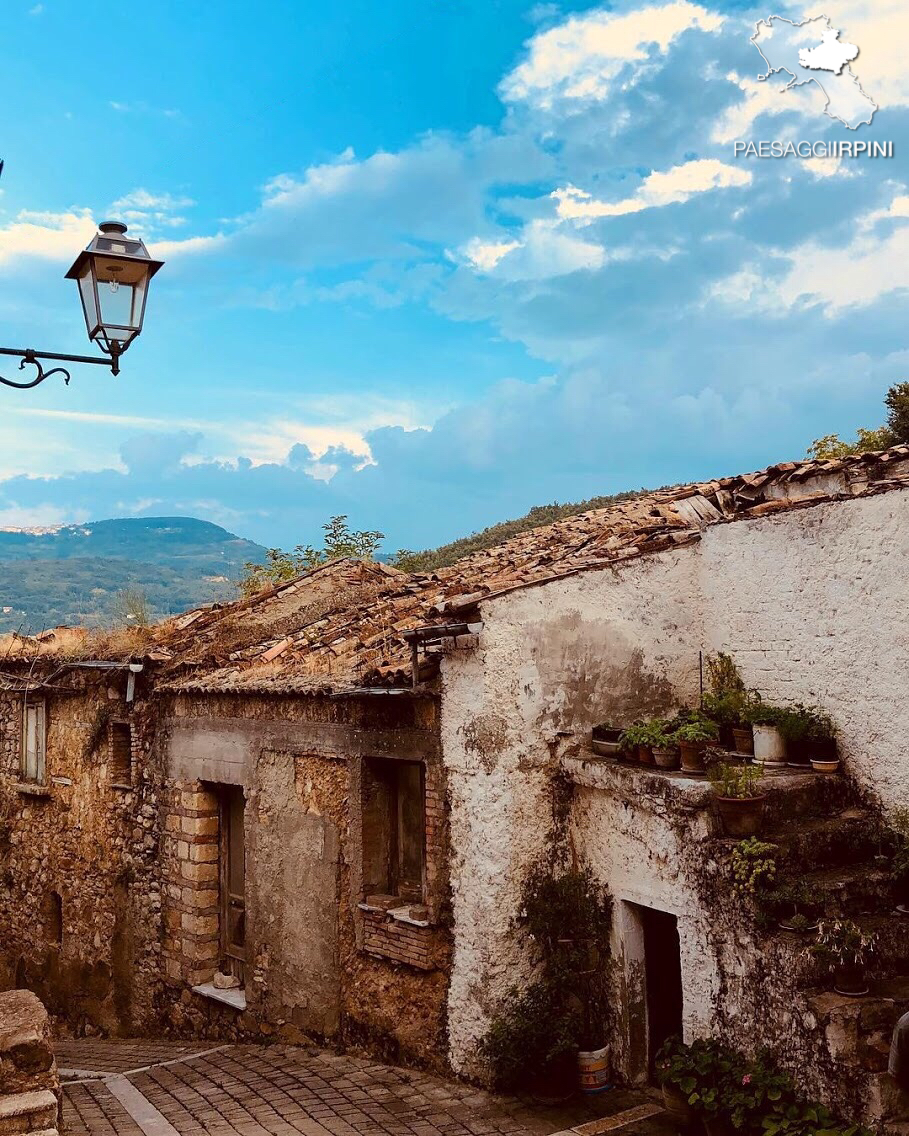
77, 263, 100, 337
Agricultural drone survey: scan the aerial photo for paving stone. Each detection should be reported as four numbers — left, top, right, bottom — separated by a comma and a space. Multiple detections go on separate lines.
60, 1041, 662, 1136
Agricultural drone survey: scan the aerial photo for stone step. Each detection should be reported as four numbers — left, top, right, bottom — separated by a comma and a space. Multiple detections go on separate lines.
806, 977, 909, 1073
796, 863, 895, 917
0, 1089, 58, 1135
757, 769, 858, 825
866, 1071, 909, 1123
767, 808, 882, 872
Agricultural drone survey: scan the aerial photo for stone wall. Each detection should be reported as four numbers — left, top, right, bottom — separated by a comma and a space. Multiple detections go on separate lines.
0, 672, 163, 1037
0, 989, 61, 1135
159, 691, 453, 1068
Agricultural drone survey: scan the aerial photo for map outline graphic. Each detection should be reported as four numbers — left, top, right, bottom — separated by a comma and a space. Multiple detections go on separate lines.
751, 14, 878, 130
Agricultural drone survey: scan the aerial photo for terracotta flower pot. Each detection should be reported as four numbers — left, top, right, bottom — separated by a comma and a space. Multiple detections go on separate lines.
637, 744, 654, 767
716, 794, 767, 837
679, 740, 707, 775
732, 727, 754, 755
661, 1084, 696, 1130
653, 746, 680, 771
812, 759, 840, 774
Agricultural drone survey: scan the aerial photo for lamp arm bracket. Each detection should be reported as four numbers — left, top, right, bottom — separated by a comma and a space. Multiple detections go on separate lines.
0, 346, 120, 389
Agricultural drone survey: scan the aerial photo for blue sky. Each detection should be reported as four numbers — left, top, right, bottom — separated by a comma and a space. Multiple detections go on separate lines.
0, 0, 905, 552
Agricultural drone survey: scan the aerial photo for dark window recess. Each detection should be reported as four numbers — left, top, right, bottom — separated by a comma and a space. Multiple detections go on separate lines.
362, 758, 425, 903
219, 786, 246, 983
42, 891, 63, 946
109, 721, 133, 784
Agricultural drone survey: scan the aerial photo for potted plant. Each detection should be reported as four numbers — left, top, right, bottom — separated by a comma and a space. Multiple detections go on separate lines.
651, 722, 681, 771
778, 704, 838, 769
809, 919, 875, 997
480, 979, 581, 1099
709, 762, 767, 837
591, 725, 623, 759
703, 654, 750, 751
743, 701, 786, 767
673, 714, 719, 776
619, 721, 657, 767
655, 1036, 698, 1131
768, 879, 822, 932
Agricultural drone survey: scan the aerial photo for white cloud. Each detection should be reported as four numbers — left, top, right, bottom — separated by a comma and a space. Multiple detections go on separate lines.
501, 1, 725, 108
710, 188, 909, 313
0, 210, 97, 265
462, 237, 521, 272
553, 159, 752, 222
461, 222, 606, 279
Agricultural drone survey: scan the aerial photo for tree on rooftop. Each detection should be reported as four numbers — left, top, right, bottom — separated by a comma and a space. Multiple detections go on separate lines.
238, 515, 385, 597
806, 382, 909, 459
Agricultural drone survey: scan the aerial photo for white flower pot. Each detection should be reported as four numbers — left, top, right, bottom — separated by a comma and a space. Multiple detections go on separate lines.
753, 724, 786, 765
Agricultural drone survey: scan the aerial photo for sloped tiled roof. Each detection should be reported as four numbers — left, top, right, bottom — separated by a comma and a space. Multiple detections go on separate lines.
153, 445, 909, 694
5, 447, 909, 694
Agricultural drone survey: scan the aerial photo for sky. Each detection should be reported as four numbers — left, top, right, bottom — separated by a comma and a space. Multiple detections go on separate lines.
0, 0, 905, 553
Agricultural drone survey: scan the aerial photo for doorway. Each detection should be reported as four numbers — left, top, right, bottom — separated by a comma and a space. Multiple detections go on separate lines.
641, 907, 683, 1077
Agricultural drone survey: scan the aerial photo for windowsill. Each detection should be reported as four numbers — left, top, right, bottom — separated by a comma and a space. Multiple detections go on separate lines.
191, 983, 246, 1011
14, 782, 52, 798
358, 901, 431, 928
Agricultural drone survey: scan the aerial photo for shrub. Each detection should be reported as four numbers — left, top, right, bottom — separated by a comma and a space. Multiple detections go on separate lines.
731, 838, 778, 898
657, 1036, 872, 1135
479, 979, 579, 1092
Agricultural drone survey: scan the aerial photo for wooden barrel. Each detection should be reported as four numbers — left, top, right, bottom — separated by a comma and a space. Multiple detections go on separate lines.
577, 1046, 611, 1094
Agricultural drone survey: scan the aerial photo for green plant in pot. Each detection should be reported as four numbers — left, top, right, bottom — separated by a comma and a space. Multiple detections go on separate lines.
809, 919, 875, 997
656, 1036, 740, 1135
766, 879, 823, 932
742, 699, 787, 767
672, 713, 719, 776
709, 762, 766, 837
703, 654, 749, 752
618, 720, 661, 767
778, 703, 838, 769
702, 690, 747, 750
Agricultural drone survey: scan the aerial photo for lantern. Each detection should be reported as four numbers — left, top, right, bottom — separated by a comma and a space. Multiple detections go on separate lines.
65, 221, 164, 359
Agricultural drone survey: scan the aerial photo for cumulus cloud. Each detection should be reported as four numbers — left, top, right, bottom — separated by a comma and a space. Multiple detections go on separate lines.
553, 160, 752, 221
500, 1, 725, 108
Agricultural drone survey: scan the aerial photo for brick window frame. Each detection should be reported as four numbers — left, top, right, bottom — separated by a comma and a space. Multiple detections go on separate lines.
355, 753, 448, 971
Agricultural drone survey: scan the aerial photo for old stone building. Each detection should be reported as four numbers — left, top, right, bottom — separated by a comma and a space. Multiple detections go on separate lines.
2, 446, 909, 1127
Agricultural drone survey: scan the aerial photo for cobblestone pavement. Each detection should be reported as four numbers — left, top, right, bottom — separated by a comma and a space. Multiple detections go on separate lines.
58, 1041, 675, 1136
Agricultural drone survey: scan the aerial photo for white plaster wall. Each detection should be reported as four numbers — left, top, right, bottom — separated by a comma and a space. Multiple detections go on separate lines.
441, 551, 705, 1074
442, 486, 909, 1075
701, 490, 909, 810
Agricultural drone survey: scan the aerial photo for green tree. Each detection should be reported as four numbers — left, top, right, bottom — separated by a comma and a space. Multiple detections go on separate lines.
239, 515, 385, 597
806, 381, 909, 459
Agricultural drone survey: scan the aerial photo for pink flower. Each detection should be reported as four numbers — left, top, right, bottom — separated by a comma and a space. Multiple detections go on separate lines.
742, 1075, 752, 1085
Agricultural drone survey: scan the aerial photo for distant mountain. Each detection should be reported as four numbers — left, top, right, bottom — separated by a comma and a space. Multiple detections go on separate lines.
0, 517, 267, 633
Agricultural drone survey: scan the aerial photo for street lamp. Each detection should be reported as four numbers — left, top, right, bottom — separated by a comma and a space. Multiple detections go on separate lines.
0, 220, 164, 389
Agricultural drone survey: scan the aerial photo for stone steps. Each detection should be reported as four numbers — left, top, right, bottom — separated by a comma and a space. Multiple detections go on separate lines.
0, 1089, 59, 1135
767, 808, 882, 872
